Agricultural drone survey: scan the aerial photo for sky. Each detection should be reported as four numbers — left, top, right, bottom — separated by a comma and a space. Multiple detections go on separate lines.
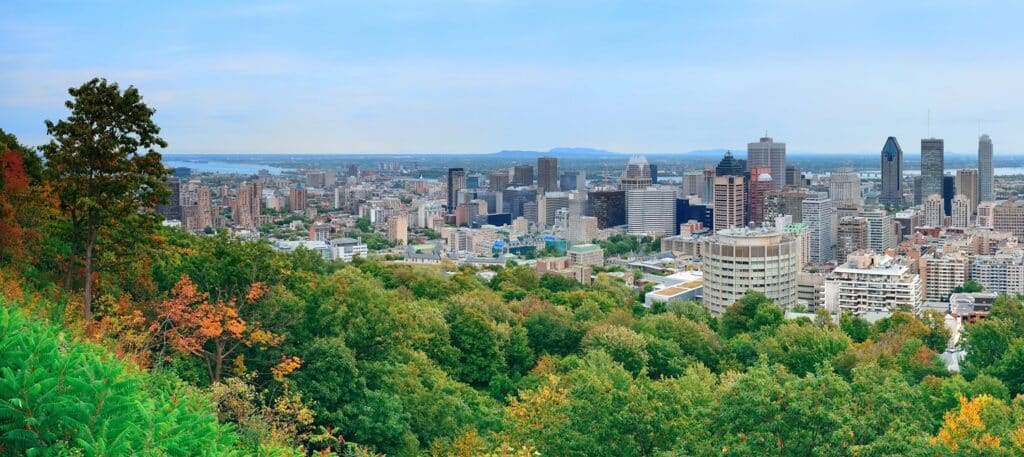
2, 0, 1024, 154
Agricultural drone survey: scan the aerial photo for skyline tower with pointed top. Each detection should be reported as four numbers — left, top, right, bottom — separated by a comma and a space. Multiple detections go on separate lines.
880, 137, 904, 207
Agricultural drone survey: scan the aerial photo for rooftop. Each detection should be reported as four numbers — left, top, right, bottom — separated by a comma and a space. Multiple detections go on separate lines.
568, 243, 603, 254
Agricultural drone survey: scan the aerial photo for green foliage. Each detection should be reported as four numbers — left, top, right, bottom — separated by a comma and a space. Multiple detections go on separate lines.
953, 279, 984, 293
0, 303, 238, 456
594, 234, 661, 257
720, 291, 784, 339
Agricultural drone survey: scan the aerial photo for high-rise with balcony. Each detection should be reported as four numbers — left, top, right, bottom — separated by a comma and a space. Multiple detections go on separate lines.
880, 137, 904, 207
979, 134, 994, 202
537, 157, 558, 194
921, 138, 945, 201
701, 227, 799, 315
825, 252, 921, 315
748, 136, 786, 190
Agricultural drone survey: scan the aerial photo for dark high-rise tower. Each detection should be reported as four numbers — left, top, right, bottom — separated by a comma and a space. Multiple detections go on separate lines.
447, 168, 466, 211
921, 138, 944, 200
979, 134, 994, 202
537, 157, 558, 193
880, 136, 904, 207
512, 165, 534, 186
716, 151, 746, 177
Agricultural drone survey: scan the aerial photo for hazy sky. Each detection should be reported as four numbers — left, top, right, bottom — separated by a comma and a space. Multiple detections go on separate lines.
3, 1, 1023, 154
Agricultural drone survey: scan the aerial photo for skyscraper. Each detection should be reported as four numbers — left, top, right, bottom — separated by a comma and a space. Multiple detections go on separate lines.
802, 192, 834, 263
748, 137, 786, 190
746, 167, 772, 224
589, 190, 626, 228
829, 167, 862, 207
233, 181, 262, 229
715, 151, 746, 177
626, 187, 677, 236
289, 185, 307, 212
943, 175, 955, 217
922, 194, 944, 227
700, 227, 798, 315
979, 134, 994, 202
537, 157, 558, 193
955, 169, 979, 215
880, 137, 904, 207
512, 165, 534, 186
156, 177, 182, 221
620, 156, 654, 190
950, 194, 970, 228
713, 175, 745, 230
489, 171, 509, 191
785, 165, 802, 188
447, 168, 466, 211
920, 138, 944, 201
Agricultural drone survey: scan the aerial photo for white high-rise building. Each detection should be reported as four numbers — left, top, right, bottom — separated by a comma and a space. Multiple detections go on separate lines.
626, 187, 677, 236
859, 209, 895, 253
950, 194, 971, 228
922, 194, 944, 227
713, 175, 745, 230
802, 192, 834, 263
748, 136, 786, 190
700, 227, 799, 315
825, 251, 921, 315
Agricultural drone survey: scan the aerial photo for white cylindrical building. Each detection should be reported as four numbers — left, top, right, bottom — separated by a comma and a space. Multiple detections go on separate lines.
701, 227, 799, 315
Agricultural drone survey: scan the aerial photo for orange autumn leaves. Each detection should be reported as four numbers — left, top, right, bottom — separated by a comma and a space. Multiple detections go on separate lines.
154, 275, 300, 383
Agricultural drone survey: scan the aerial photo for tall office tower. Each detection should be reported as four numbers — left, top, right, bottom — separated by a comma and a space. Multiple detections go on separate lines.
576, 170, 587, 192
466, 174, 483, 189
512, 165, 534, 186
955, 169, 979, 215
979, 134, 994, 202
681, 171, 704, 199
306, 171, 326, 188
537, 157, 558, 193
715, 151, 746, 177
559, 171, 579, 191
950, 195, 970, 228
289, 185, 308, 212
801, 192, 834, 263
676, 198, 715, 231
913, 175, 923, 205
346, 164, 359, 177
746, 167, 772, 224
538, 192, 570, 227
233, 181, 262, 229
922, 194, 944, 227
498, 187, 536, 219
764, 188, 809, 223
859, 209, 895, 252
836, 217, 868, 263
589, 190, 627, 228
713, 176, 745, 230
702, 169, 716, 205
620, 156, 654, 190
920, 138, 945, 201
785, 165, 802, 187
626, 187, 677, 236
943, 175, 955, 217
829, 167, 862, 206
156, 177, 182, 221
700, 227, 798, 315
489, 171, 510, 191
748, 137, 786, 190
880, 137, 904, 207
650, 164, 659, 184
447, 167, 466, 211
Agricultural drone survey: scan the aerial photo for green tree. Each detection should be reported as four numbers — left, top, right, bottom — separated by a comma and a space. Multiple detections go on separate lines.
42, 78, 169, 320
952, 280, 984, 293
720, 291, 783, 339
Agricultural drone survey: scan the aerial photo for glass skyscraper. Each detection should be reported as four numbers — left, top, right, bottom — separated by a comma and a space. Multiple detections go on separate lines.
880, 137, 903, 207
920, 138, 945, 200
979, 134, 994, 202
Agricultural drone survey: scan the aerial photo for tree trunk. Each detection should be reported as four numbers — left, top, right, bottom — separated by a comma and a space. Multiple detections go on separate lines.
63, 216, 79, 292
83, 226, 96, 322
213, 340, 225, 383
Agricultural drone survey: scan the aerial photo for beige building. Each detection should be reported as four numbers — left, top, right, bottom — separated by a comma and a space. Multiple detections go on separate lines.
950, 194, 971, 228
922, 194, 944, 227
568, 244, 604, 267
955, 169, 979, 215
387, 214, 409, 246
713, 176, 745, 230
993, 200, 1024, 240
700, 227, 798, 315
919, 252, 969, 304
836, 217, 868, 263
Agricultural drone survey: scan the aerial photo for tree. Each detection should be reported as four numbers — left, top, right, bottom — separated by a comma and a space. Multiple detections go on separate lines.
42, 78, 169, 320
952, 280, 984, 294
720, 291, 783, 339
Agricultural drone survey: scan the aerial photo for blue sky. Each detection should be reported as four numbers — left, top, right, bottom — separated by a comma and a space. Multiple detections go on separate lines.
3, 0, 1023, 154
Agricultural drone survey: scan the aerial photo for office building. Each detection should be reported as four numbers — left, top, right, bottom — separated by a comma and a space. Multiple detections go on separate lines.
979, 134, 994, 202
748, 136, 786, 190
943, 175, 955, 218
701, 227, 799, 315
560, 171, 580, 191
921, 138, 945, 201
836, 217, 868, 263
568, 244, 604, 267
785, 165, 803, 188
156, 177, 183, 221
784, 223, 811, 267
713, 175, 745, 230
537, 157, 558, 193
715, 150, 746, 177
589, 190, 626, 228
538, 192, 570, 227
447, 168, 467, 211
955, 169, 979, 215
977, 201, 996, 228
489, 171, 510, 191
620, 156, 654, 191
764, 188, 808, 223
512, 165, 534, 186
747, 167, 772, 224
913, 175, 923, 206
626, 187, 677, 236
880, 136, 904, 207
860, 209, 895, 252
676, 198, 714, 232
802, 192, 834, 263
992, 200, 1024, 239
306, 171, 326, 189
829, 167, 862, 206
922, 194, 944, 227
289, 185, 307, 212
825, 252, 921, 315
499, 187, 536, 219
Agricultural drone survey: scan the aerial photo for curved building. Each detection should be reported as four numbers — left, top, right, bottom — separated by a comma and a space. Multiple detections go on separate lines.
701, 227, 799, 315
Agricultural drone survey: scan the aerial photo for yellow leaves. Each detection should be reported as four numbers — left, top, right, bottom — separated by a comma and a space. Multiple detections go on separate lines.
1011, 425, 1024, 450
272, 356, 303, 382
246, 281, 269, 303
932, 395, 1007, 452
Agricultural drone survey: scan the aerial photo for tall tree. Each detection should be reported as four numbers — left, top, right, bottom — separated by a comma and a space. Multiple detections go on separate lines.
41, 78, 169, 320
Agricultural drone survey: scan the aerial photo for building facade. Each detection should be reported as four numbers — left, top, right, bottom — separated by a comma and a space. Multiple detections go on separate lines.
880, 136, 904, 207
748, 136, 786, 190
701, 228, 799, 315
979, 134, 994, 202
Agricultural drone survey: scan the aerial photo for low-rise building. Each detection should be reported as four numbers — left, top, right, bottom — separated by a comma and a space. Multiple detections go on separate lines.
568, 243, 605, 267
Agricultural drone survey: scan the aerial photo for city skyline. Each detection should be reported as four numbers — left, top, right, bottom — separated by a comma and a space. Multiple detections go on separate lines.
4, 1, 1024, 154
